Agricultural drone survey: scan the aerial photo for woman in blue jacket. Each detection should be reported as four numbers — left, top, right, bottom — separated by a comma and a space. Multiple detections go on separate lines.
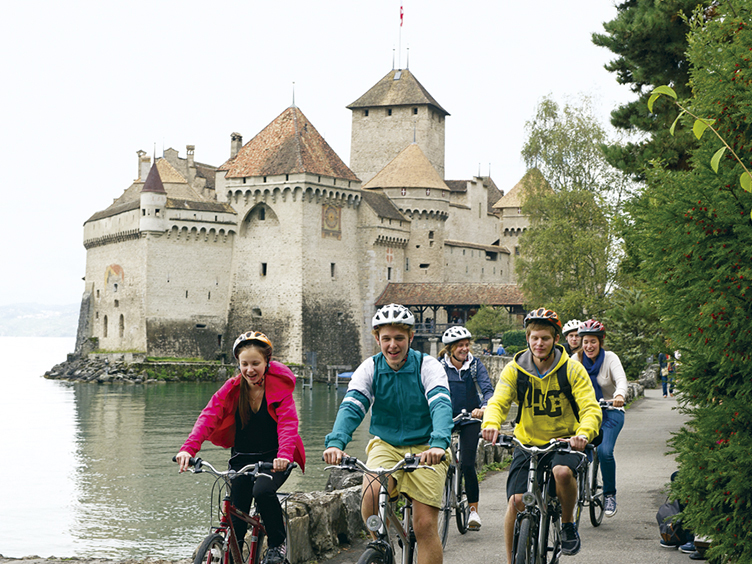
439, 326, 494, 530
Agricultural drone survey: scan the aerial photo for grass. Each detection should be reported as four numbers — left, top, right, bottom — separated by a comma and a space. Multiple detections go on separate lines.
477, 456, 512, 482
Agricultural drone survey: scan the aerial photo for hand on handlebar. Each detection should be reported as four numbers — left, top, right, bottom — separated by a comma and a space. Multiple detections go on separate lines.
481, 426, 500, 445
323, 446, 345, 465
471, 407, 485, 419
561, 435, 588, 452
273, 457, 291, 472
419, 447, 446, 466
175, 450, 192, 473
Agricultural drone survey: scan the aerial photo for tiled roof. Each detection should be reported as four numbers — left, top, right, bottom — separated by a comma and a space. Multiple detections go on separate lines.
361, 191, 409, 221
86, 199, 140, 223
363, 143, 448, 190
218, 106, 359, 181
347, 69, 449, 116
375, 283, 525, 307
493, 168, 550, 209
155, 158, 187, 184
445, 176, 504, 214
445, 180, 468, 193
141, 163, 166, 194
444, 240, 509, 254
166, 198, 236, 214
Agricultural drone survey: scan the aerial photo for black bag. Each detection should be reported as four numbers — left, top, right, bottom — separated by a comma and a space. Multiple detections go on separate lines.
656, 498, 690, 546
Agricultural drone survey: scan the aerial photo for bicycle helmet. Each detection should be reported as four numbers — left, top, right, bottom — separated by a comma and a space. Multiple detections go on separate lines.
372, 303, 415, 328
578, 319, 605, 337
523, 308, 562, 334
562, 319, 582, 336
233, 330, 273, 359
442, 326, 472, 345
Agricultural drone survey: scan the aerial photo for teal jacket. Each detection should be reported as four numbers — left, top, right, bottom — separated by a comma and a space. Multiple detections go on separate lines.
325, 349, 454, 451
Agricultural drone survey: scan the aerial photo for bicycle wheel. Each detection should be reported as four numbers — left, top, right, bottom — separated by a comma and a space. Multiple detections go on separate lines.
356, 547, 387, 564
194, 533, 225, 564
589, 451, 605, 527
455, 469, 470, 534
540, 501, 561, 564
513, 514, 536, 564
437, 467, 452, 548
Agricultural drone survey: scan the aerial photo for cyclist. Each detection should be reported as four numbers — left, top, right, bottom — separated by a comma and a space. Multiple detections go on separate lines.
570, 319, 627, 518
481, 308, 602, 561
175, 331, 306, 564
323, 303, 453, 564
438, 326, 494, 530
562, 319, 582, 356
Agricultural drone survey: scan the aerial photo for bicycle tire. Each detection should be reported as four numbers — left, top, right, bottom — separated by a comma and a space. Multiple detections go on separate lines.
438, 467, 452, 548
356, 547, 387, 564
540, 501, 561, 564
513, 514, 536, 564
194, 533, 225, 564
455, 469, 470, 534
589, 451, 605, 527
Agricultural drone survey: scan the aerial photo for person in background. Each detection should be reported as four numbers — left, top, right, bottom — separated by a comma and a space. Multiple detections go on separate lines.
570, 319, 628, 518
175, 331, 306, 564
562, 318, 582, 356
496, 342, 506, 356
438, 326, 494, 530
659, 349, 675, 398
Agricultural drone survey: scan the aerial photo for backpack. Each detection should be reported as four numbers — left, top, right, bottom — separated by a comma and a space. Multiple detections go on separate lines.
514, 359, 603, 446
656, 498, 690, 546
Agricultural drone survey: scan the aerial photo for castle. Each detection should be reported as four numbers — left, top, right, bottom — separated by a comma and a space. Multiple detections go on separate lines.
76, 68, 532, 369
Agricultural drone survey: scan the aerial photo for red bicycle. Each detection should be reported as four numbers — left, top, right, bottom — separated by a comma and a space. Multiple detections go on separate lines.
175, 457, 296, 564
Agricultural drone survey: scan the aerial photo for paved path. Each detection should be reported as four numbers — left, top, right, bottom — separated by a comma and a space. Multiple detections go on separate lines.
441, 388, 691, 564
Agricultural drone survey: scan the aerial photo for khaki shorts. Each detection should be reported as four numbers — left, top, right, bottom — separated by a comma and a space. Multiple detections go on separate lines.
365, 437, 449, 508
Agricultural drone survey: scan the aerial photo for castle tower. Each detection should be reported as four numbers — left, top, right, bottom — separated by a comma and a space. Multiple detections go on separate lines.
348, 69, 449, 183
139, 163, 168, 233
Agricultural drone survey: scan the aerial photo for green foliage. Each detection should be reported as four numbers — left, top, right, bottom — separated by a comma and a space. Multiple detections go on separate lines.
504, 345, 523, 356
624, 6, 752, 560
503, 330, 527, 348
146, 356, 215, 363
516, 96, 632, 321
602, 287, 663, 380
592, 0, 703, 177
466, 305, 513, 341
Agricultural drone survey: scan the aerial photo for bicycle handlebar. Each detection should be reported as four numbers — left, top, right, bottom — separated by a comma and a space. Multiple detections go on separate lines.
599, 399, 619, 410
172, 457, 297, 478
486, 434, 590, 456
453, 409, 482, 424
324, 454, 438, 475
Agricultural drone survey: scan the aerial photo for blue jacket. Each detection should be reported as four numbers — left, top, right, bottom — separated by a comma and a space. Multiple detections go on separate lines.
441, 354, 494, 418
325, 349, 454, 451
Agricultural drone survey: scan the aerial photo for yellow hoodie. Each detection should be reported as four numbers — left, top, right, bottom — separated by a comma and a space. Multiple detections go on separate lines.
482, 344, 602, 446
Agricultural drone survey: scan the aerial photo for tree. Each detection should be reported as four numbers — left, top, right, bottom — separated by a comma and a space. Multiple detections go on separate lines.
465, 305, 513, 342
516, 96, 631, 321
592, 0, 705, 177
625, 5, 752, 560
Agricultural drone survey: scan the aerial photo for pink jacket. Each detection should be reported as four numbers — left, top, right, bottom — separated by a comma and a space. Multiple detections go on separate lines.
180, 361, 306, 471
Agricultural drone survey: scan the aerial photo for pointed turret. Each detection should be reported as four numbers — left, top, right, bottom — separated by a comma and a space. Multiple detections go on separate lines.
140, 163, 168, 233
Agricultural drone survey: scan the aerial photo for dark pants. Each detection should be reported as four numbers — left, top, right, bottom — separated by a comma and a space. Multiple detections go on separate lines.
457, 420, 481, 504
230, 463, 289, 548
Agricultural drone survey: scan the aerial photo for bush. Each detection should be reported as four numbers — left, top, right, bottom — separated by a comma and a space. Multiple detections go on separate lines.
505, 345, 523, 356
503, 330, 527, 348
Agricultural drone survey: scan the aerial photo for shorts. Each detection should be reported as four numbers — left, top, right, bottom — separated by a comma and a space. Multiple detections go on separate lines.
365, 437, 449, 508
506, 446, 585, 500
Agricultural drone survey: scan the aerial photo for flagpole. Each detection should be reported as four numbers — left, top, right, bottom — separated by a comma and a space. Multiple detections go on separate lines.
398, 2, 403, 70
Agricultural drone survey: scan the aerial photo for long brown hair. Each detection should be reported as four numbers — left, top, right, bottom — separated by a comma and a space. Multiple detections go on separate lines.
236, 340, 273, 428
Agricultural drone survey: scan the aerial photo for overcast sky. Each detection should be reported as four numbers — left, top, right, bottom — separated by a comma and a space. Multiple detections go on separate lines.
0, 1, 633, 307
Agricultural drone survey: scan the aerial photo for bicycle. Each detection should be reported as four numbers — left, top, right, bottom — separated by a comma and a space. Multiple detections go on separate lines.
174, 456, 296, 564
437, 409, 481, 546
491, 435, 587, 564
325, 454, 437, 564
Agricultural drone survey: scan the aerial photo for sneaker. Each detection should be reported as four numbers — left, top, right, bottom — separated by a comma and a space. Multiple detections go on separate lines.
680, 541, 697, 554
560, 522, 581, 556
468, 509, 482, 529
604, 495, 617, 517
263, 545, 287, 564
689, 551, 707, 561
660, 540, 679, 549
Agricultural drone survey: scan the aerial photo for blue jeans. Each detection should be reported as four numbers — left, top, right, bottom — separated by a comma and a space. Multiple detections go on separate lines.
661, 375, 675, 396
597, 409, 625, 497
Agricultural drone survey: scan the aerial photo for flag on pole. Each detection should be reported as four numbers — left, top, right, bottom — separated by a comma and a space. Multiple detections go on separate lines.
400, 3, 403, 26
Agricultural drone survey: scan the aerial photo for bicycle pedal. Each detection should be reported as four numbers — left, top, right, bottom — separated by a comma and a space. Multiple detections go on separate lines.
468, 525, 481, 531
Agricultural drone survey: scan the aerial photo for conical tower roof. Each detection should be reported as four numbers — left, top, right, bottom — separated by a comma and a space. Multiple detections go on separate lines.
493, 168, 551, 209
141, 162, 166, 194
347, 69, 449, 116
219, 106, 359, 181
363, 143, 448, 190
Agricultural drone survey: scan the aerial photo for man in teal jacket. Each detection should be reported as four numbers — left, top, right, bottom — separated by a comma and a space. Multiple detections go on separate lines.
324, 303, 453, 564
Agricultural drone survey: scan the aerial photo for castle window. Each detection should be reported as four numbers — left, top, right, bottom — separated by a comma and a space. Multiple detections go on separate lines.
217, 335, 223, 348
413, 107, 418, 115
331, 263, 336, 278
515, 246, 520, 256
96, 289, 100, 298
119, 315, 124, 338
428, 231, 434, 240
95, 311, 99, 319
114, 300, 119, 308
259, 207, 266, 220
186, 290, 189, 298
252, 308, 262, 318
364, 109, 369, 117
463, 250, 466, 256
243, 177, 246, 184
387, 267, 392, 280
420, 263, 429, 269
156, 208, 160, 217
142, 209, 146, 216
261, 263, 268, 276
286, 174, 289, 181
405, 257, 409, 271
208, 291, 211, 300
479, 203, 482, 218
387, 108, 392, 116
103, 315, 108, 338
113, 283, 118, 293
482, 268, 485, 275
263, 176, 267, 183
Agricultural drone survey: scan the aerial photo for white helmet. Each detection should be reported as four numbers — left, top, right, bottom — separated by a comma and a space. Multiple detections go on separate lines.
372, 303, 415, 328
562, 319, 582, 336
442, 326, 472, 345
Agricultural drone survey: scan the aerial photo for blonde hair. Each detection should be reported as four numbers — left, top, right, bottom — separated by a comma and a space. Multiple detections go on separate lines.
438, 339, 472, 359
525, 321, 557, 339
371, 323, 415, 340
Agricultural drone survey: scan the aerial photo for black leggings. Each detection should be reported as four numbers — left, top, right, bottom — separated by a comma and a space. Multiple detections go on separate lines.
457, 420, 481, 505
230, 467, 289, 548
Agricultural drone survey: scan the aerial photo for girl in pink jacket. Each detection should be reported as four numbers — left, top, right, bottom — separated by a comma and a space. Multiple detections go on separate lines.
175, 331, 305, 564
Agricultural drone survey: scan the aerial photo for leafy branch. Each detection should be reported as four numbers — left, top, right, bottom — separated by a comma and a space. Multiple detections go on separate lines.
648, 85, 752, 193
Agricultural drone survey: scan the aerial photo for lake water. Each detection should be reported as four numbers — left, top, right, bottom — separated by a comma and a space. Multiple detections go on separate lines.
0, 337, 371, 559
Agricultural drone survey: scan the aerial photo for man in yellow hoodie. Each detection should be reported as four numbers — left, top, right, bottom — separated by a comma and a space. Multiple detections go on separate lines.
482, 308, 601, 560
